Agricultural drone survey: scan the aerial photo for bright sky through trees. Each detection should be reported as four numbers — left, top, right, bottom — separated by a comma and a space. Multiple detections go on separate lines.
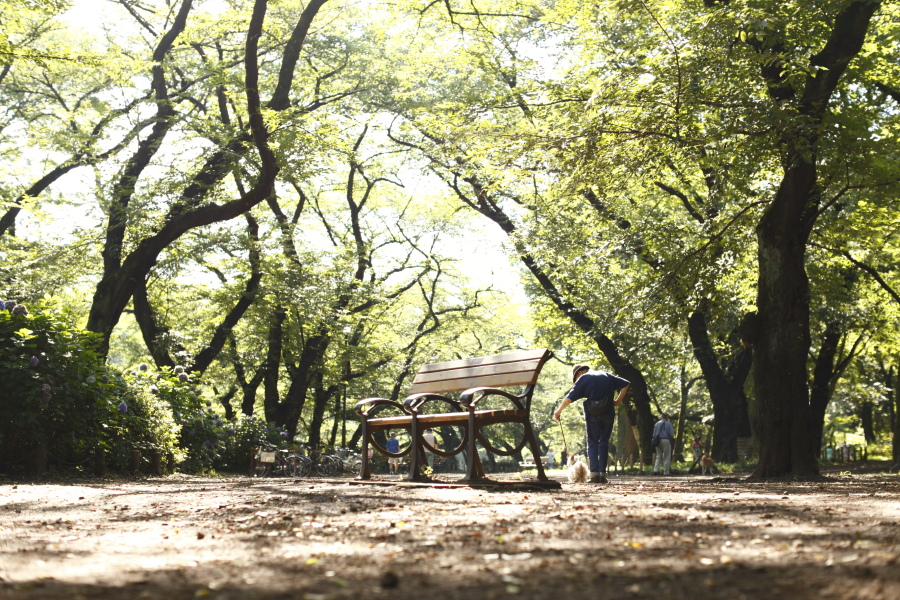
54, 0, 529, 310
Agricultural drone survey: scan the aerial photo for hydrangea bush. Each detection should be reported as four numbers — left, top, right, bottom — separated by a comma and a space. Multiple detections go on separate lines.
98, 374, 181, 472
0, 301, 177, 474
0, 300, 288, 476
0, 300, 104, 471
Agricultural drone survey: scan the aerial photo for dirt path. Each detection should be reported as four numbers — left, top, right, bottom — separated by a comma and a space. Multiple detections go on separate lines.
1, 468, 899, 600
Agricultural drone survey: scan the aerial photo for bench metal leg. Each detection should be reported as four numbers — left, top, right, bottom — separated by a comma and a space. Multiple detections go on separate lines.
405, 414, 431, 482
523, 423, 549, 482
358, 420, 372, 480
459, 412, 488, 483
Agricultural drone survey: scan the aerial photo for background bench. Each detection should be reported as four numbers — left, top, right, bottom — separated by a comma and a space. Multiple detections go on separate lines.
355, 348, 554, 483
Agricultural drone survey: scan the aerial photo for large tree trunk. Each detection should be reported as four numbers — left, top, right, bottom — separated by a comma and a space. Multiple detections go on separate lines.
753, 205, 819, 477
306, 374, 339, 450
279, 333, 331, 441
859, 402, 875, 444
750, 0, 878, 478
262, 307, 288, 422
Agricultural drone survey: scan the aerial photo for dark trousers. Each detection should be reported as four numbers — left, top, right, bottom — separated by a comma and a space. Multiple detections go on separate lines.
584, 407, 615, 474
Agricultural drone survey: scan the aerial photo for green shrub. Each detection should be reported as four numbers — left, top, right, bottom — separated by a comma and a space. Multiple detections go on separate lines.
216, 415, 285, 473
0, 300, 107, 472
99, 374, 181, 472
0, 300, 290, 476
121, 365, 219, 473
0, 301, 181, 475
121, 365, 289, 473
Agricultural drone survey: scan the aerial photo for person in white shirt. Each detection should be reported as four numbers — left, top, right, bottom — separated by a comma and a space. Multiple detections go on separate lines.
422, 429, 437, 469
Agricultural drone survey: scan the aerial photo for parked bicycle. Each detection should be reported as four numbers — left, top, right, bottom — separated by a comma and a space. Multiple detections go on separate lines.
253, 441, 304, 477
297, 443, 343, 477
334, 446, 363, 476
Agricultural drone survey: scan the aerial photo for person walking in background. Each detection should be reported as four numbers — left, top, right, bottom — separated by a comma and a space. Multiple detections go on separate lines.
386, 432, 400, 475
652, 414, 676, 476
546, 448, 555, 470
691, 434, 704, 461
422, 428, 437, 469
553, 364, 630, 484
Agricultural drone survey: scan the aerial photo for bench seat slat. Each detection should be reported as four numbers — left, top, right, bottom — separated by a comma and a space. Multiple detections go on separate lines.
409, 372, 542, 395
408, 349, 552, 395
411, 358, 545, 386
415, 348, 549, 374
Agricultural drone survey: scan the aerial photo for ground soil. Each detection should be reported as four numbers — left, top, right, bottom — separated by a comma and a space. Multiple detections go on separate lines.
1, 462, 899, 600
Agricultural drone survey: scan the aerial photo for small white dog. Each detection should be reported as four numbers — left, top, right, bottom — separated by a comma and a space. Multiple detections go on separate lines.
567, 453, 589, 483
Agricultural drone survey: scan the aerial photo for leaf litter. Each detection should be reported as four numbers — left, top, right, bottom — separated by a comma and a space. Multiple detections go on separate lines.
0, 465, 898, 599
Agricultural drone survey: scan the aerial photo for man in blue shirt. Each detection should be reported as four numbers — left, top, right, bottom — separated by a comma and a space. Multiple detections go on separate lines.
385, 433, 400, 475
554, 365, 630, 484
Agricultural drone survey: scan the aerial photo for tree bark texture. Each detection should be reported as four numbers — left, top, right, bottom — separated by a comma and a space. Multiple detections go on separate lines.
262, 306, 287, 416
859, 402, 875, 444
753, 205, 820, 477
751, 0, 878, 478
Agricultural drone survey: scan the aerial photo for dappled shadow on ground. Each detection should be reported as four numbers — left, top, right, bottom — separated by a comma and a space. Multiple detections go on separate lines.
1, 470, 898, 600
2, 545, 898, 600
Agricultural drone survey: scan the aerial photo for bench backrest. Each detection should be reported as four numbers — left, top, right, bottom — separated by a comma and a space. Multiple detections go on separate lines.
408, 348, 553, 395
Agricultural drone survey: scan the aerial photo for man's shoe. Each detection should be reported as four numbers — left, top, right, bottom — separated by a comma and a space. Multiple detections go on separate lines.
595, 474, 608, 484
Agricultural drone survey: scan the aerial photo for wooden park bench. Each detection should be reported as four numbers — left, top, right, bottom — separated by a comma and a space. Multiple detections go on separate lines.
518, 456, 549, 471
354, 348, 554, 484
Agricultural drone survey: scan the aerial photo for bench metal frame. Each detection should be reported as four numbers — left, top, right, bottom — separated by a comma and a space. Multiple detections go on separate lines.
355, 348, 553, 484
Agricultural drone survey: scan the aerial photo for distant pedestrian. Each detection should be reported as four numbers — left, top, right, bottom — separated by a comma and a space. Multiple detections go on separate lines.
691, 435, 703, 460
546, 449, 555, 470
652, 414, 675, 476
386, 433, 400, 475
422, 428, 437, 469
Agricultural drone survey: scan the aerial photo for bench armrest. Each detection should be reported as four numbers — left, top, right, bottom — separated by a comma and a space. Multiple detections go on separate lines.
403, 393, 463, 414
459, 387, 526, 411
354, 397, 409, 418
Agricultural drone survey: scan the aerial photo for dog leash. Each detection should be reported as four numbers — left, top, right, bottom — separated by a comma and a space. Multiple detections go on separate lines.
558, 420, 569, 457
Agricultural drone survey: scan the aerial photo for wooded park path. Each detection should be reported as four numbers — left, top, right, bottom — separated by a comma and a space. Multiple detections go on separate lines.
1, 465, 898, 600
